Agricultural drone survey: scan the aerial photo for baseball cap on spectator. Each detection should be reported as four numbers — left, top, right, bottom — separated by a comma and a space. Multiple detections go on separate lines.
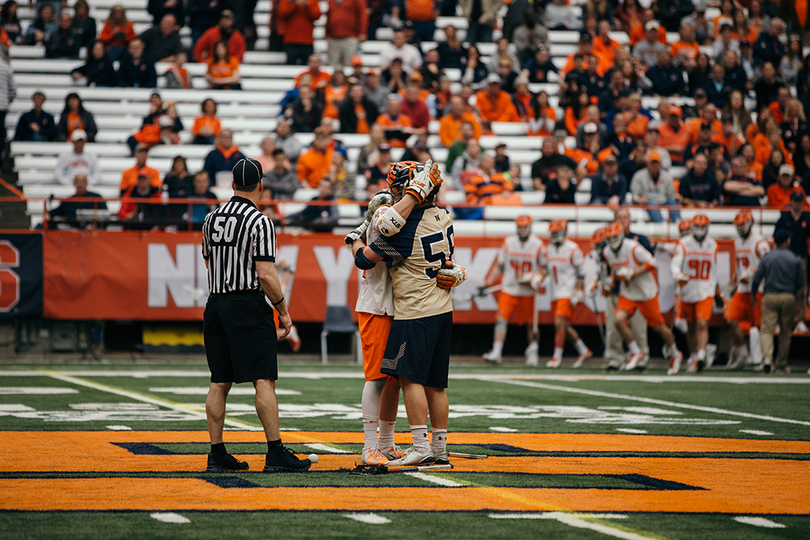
780, 164, 795, 176
378, 143, 391, 152
648, 150, 662, 163
134, 143, 149, 153
495, 141, 507, 149
136, 167, 151, 179
739, 37, 751, 47
486, 73, 502, 84
645, 21, 660, 31
699, 121, 712, 130
668, 105, 682, 117
220, 9, 234, 19
408, 70, 423, 82
232, 157, 264, 186
584, 122, 598, 134
579, 33, 592, 43
350, 55, 363, 67
70, 129, 87, 141
790, 191, 805, 202
694, 88, 707, 98
721, 114, 733, 123
335, 146, 348, 159
773, 228, 791, 244
366, 68, 378, 76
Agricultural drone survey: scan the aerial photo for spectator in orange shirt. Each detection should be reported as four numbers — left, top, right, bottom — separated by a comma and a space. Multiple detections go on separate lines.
671, 22, 700, 68
297, 128, 334, 188
338, 83, 379, 134
99, 5, 136, 62
119, 144, 161, 195
561, 34, 606, 76
438, 95, 482, 147
593, 20, 621, 68
767, 165, 809, 208
476, 73, 521, 131
688, 102, 722, 143
192, 99, 221, 145
564, 88, 590, 136
277, 0, 322, 66
294, 54, 332, 90
658, 107, 691, 165
193, 10, 246, 63
464, 154, 512, 205
768, 86, 791, 125
205, 41, 242, 90
322, 70, 349, 119
375, 96, 414, 148
741, 142, 764, 181
118, 169, 161, 221
629, 8, 667, 46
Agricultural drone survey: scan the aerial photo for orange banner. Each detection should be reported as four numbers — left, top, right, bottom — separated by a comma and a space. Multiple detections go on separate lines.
42, 231, 739, 323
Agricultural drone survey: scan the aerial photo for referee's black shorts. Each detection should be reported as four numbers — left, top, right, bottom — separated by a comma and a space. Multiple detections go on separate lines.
380, 311, 452, 389
204, 290, 278, 384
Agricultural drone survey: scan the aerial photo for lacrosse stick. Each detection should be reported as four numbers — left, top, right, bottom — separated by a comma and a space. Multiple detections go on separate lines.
351, 463, 453, 475
449, 452, 488, 459
467, 283, 503, 301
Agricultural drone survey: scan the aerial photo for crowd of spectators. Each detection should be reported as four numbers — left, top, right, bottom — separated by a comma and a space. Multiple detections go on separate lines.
8, 0, 810, 231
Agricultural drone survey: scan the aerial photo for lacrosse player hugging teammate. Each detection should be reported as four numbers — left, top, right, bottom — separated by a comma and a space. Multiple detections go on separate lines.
348, 159, 466, 467
603, 221, 683, 374
483, 215, 544, 366
538, 219, 592, 368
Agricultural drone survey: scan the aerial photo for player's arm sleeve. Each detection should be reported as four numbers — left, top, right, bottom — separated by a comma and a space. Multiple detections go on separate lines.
633, 244, 656, 270
369, 224, 414, 267
252, 217, 276, 262
572, 248, 585, 278
670, 242, 684, 275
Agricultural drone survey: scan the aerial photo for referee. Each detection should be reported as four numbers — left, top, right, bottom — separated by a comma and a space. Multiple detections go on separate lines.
202, 157, 311, 473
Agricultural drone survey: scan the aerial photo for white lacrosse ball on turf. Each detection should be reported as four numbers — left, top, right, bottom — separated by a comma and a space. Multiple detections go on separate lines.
308, 453, 319, 463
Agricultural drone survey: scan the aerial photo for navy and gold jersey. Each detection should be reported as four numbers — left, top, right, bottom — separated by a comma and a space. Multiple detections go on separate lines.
369, 204, 454, 320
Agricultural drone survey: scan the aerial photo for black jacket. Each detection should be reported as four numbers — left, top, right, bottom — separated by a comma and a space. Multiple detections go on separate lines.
45, 28, 81, 59
14, 109, 57, 141
117, 53, 158, 88
71, 58, 118, 87
338, 97, 379, 134
56, 110, 97, 142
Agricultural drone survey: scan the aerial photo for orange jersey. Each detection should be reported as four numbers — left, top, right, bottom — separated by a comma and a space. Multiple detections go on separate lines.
405, 0, 435, 21
294, 69, 332, 90
323, 84, 348, 119
767, 184, 808, 209
99, 21, 136, 49
297, 147, 333, 188
192, 116, 222, 137
626, 114, 650, 140
670, 41, 700, 62
437, 112, 481, 147
207, 57, 239, 81
629, 25, 667, 46
687, 118, 723, 142
528, 107, 557, 137
563, 107, 587, 136
658, 122, 691, 162
475, 90, 520, 124
593, 36, 622, 67
119, 165, 162, 193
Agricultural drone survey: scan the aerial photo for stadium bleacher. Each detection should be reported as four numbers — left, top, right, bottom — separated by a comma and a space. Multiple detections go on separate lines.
7, 0, 781, 237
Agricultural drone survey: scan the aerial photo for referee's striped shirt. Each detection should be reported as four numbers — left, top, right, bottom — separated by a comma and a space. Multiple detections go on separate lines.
202, 196, 276, 294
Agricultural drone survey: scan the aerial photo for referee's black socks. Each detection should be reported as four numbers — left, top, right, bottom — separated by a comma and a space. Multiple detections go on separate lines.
267, 439, 284, 454
211, 442, 228, 456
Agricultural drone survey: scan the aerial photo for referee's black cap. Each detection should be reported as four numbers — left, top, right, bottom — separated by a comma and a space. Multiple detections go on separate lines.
232, 158, 264, 186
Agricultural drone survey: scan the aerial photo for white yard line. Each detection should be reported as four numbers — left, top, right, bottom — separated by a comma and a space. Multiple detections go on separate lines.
615, 429, 648, 434
106, 425, 132, 431
489, 426, 518, 432
304, 443, 350, 454
489, 513, 656, 539
491, 378, 810, 427
732, 516, 785, 528
343, 513, 391, 524
39, 370, 262, 431
739, 429, 773, 436
150, 512, 190, 524
4, 370, 810, 384
403, 472, 465, 487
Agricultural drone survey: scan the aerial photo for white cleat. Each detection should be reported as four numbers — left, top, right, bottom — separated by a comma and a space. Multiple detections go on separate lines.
794, 322, 809, 334
545, 357, 562, 368
705, 344, 717, 368
622, 351, 644, 371
385, 447, 434, 467
525, 342, 539, 366
361, 448, 389, 465
667, 351, 683, 376
572, 349, 593, 368
483, 350, 502, 364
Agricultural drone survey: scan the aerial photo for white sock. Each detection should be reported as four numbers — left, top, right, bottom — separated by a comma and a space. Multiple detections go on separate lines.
491, 341, 503, 357
431, 429, 447, 456
697, 348, 706, 361
411, 424, 430, 451
670, 343, 679, 355
628, 341, 640, 354
378, 420, 397, 450
738, 345, 749, 356
361, 379, 385, 450
575, 339, 588, 354
553, 347, 563, 360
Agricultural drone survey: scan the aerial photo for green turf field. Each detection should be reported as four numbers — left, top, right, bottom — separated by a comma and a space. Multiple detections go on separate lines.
0, 360, 808, 539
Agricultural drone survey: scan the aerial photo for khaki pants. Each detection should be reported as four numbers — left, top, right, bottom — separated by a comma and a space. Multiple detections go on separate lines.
605, 294, 649, 367
796, 258, 807, 325
327, 37, 359, 68
761, 293, 797, 368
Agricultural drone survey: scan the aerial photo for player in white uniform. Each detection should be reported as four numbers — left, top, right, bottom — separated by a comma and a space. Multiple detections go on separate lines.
603, 221, 683, 374
670, 215, 719, 372
726, 210, 770, 369
672, 219, 693, 335
483, 215, 544, 366
540, 219, 592, 367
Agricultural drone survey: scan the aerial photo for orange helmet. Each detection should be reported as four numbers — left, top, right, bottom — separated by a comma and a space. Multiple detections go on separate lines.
386, 161, 419, 201
605, 221, 624, 251
677, 218, 692, 237
516, 215, 532, 240
734, 210, 753, 238
692, 214, 710, 242
549, 219, 568, 244
591, 227, 607, 250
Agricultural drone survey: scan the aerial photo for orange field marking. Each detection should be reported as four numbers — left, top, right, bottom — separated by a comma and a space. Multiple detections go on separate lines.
1, 431, 808, 514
